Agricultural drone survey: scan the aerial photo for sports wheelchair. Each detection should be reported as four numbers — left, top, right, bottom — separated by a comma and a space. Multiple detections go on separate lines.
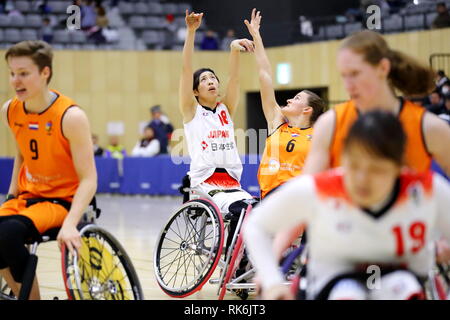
281, 242, 450, 300
153, 180, 258, 300
0, 197, 143, 300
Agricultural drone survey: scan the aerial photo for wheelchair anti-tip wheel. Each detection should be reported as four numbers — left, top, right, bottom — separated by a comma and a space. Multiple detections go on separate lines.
62, 224, 143, 300
154, 198, 224, 298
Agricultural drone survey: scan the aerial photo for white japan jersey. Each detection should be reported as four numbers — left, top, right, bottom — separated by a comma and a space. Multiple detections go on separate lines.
244, 169, 450, 298
184, 103, 243, 187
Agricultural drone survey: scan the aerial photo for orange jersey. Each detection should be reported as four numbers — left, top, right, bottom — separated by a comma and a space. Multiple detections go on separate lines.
258, 123, 313, 198
329, 99, 431, 172
7, 90, 80, 200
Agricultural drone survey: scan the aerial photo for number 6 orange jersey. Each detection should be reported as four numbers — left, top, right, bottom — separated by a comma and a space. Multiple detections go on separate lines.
7, 89, 80, 201
258, 123, 313, 199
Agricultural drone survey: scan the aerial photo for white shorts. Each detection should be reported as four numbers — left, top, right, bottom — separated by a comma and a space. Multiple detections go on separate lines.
191, 182, 253, 215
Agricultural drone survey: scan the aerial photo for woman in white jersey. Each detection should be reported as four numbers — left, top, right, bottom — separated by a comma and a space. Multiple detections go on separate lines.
244, 110, 450, 300
180, 11, 255, 246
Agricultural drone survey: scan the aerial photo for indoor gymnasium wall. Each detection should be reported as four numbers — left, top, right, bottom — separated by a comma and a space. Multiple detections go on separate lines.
0, 28, 449, 157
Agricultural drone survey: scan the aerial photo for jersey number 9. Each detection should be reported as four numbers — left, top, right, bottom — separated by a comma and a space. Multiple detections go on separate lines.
30, 139, 39, 160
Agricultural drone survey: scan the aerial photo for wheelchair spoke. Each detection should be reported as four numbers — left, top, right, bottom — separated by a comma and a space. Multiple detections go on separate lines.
182, 210, 197, 244
165, 249, 184, 287
160, 249, 182, 280
173, 214, 186, 242
162, 236, 181, 246
159, 247, 181, 260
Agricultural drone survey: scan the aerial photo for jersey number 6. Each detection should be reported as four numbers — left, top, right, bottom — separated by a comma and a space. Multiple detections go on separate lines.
286, 139, 296, 153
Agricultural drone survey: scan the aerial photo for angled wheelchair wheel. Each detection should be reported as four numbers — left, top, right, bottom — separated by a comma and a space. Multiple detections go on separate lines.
218, 204, 252, 300
426, 263, 450, 300
154, 198, 224, 298
62, 224, 144, 300
0, 275, 16, 300
218, 231, 246, 300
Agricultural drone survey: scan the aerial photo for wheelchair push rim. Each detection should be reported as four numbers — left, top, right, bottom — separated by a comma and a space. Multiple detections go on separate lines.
62, 224, 144, 300
154, 198, 224, 298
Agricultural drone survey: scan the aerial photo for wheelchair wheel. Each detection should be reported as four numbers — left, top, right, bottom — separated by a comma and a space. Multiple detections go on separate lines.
154, 198, 224, 297
0, 275, 16, 300
62, 224, 143, 300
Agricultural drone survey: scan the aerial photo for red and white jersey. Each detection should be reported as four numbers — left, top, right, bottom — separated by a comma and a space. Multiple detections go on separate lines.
244, 169, 450, 298
184, 103, 243, 187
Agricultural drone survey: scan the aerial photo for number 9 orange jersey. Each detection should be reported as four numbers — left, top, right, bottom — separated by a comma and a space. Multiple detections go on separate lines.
7, 90, 80, 201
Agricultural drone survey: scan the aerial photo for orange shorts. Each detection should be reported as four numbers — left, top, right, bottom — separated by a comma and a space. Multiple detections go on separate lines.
0, 195, 69, 234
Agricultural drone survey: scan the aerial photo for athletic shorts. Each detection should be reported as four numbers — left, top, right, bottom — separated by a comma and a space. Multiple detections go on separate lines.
191, 171, 253, 214
0, 195, 69, 234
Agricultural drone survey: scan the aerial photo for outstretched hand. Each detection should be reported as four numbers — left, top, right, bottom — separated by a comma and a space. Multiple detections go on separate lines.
185, 10, 203, 31
230, 38, 255, 52
244, 8, 262, 37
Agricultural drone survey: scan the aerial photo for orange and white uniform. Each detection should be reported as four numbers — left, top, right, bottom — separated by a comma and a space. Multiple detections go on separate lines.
330, 98, 431, 171
0, 90, 79, 233
258, 123, 313, 199
245, 169, 450, 299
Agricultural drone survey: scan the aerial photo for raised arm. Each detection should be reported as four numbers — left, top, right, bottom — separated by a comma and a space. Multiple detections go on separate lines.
423, 112, 450, 176
244, 8, 284, 134
179, 10, 203, 123
57, 107, 97, 255
222, 38, 254, 117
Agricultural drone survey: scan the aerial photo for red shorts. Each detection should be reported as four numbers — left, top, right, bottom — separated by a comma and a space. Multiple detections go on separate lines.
0, 195, 69, 234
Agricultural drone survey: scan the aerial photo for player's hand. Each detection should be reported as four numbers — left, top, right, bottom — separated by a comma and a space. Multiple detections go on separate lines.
185, 10, 203, 31
262, 283, 294, 300
436, 238, 450, 264
230, 39, 255, 52
57, 222, 81, 257
244, 8, 262, 38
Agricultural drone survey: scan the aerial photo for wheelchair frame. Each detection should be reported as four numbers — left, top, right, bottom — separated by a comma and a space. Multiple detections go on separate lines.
153, 187, 257, 300
0, 198, 144, 300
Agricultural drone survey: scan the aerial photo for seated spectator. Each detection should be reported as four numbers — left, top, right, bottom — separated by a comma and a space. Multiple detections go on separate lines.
200, 30, 219, 51
81, 0, 97, 31
131, 127, 160, 157
432, 2, 450, 29
386, 0, 406, 14
147, 105, 174, 154
105, 136, 126, 159
438, 93, 450, 123
441, 82, 450, 97
299, 16, 313, 40
436, 70, 450, 94
36, 0, 52, 14
87, 4, 108, 43
40, 17, 54, 44
2, 0, 14, 14
92, 134, 104, 157
221, 29, 236, 51
163, 14, 178, 50
425, 90, 446, 115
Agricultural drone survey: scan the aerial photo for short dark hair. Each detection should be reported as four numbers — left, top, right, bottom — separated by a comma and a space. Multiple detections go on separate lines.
437, 70, 446, 77
343, 110, 406, 165
193, 68, 219, 91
